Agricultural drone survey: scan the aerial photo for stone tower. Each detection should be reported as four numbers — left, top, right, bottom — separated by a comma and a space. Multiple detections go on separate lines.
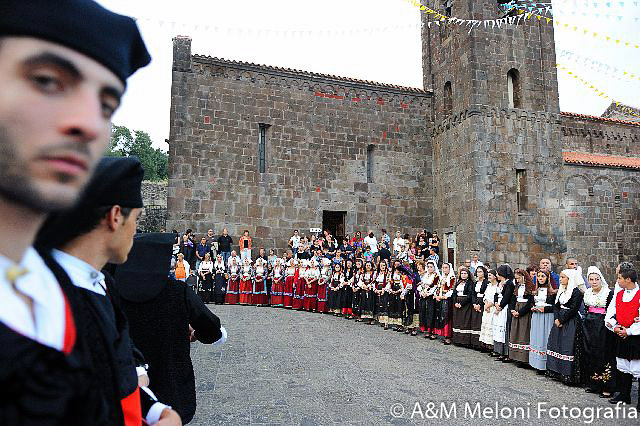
423, 0, 567, 268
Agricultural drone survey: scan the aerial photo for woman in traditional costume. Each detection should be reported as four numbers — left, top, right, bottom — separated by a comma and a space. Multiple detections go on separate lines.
328, 263, 344, 315
493, 264, 516, 362
480, 270, 499, 351
418, 260, 440, 339
213, 254, 227, 305
360, 261, 376, 324
351, 258, 364, 320
582, 266, 615, 397
471, 266, 489, 350
528, 270, 556, 372
303, 261, 319, 312
401, 265, 420, 336
238, 258, 253, 305
292, 260, 306, 310
451, 267, 475, 346
388, 260, 404, 331
270, 258, 285, 307
546, 268, 584, 384
316, 258, 331, 313
253, 258, 268, 306
198, 252, 214, 304
508, 268, 535, 364
340, 259, 355, 317
374, 260, 390, 328
225, 256, 240, 304
434, 262, 455, 344
283, 258, 297, 308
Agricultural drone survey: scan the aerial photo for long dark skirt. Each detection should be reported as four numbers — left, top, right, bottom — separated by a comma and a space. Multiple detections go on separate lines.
351, 289, 362, 317
582, 312, 616, 392
433, 299, 452, 338
213, 272, 227, 305
387, 293, 402, 326
469, 303, 484, 349
340, 287, 352, 315
419, 297, 437, 332
451, 297, 474, 345
508, 302, 532, 363
547, 316, 583, 385
375, 292, 388, 324
360, 290, 375, 319
327, 285, 341, 313
403, 292, 419, 329
199, 273, 213, 304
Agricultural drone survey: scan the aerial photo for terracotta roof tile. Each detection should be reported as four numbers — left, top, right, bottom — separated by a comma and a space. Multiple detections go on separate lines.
192, 54, 429, 95
561, 112, 640, 127
563, 151, 640, 170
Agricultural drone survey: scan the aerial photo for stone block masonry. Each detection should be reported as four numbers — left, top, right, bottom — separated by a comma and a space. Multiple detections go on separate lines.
167, 37, 433, 255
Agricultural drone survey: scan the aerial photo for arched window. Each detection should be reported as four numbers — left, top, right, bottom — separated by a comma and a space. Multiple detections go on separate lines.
507, 69, 522, 108
443, 81, 453, 115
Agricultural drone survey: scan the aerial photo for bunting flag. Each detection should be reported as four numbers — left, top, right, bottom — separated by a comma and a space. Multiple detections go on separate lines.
553, 17, 640, 49
556, 63, 640, 118
557, 49, 640, 82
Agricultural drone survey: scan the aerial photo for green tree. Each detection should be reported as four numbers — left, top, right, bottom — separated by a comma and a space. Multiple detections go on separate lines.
108, 125, 168, 181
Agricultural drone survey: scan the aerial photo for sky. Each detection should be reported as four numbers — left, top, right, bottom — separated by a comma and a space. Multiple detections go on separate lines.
98, 0, 640, 151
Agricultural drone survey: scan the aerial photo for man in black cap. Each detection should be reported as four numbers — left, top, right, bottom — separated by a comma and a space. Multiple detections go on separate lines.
0, 0, 151, 423
113, 232, 226, 424
36, 157, 181, 425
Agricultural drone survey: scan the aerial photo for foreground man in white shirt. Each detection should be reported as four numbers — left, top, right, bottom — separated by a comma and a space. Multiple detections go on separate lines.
0, 0, 159, 423
605, 266, 640, 409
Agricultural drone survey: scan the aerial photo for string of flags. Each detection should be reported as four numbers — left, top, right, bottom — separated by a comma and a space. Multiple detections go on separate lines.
557, 49, 640, 82
556, 63, 640, 118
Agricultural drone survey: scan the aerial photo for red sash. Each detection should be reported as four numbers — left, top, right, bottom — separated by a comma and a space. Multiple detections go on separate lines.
62, 294, 76, 355
120, 386, 143, 426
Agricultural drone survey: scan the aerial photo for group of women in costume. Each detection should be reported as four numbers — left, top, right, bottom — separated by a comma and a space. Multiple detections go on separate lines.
198, 254, 633, 402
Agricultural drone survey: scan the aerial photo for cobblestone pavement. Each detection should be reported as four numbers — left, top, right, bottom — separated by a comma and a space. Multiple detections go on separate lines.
189, 305, 638, 425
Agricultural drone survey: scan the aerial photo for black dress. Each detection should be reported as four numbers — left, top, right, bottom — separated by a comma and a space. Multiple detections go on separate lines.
213, 262, 227, 305
493, 280, 516, 356
374, 272, 389, 324
351, 271, 362, 318
340, 269, 354, 315
327, 272, 342, 313
360, 271, 375, 320
546, 287, 584, 385
581, 289, 615, 393
387, 271, 404, 326
451, 280, 475, 345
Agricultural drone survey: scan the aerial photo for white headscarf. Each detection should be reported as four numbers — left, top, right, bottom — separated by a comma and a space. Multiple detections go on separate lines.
555, 268, 581, 305
440, 262, 455, 284
586, 266, 608, 288
426, 260, 440, 277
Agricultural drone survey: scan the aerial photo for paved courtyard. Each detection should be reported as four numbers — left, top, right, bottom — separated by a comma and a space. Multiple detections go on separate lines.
189, 305, 638, 425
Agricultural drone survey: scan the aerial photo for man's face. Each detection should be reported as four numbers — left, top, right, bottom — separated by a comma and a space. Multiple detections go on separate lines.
109, 207, 142, 264
0, 37, 123, 212
223, 228, 228, 236
207, 229, 213, 237
464, 260, 471, 267
201, 238, 206, 245
539, 259, 551, 272
472, 255, 478, 262
566, 259, 578, 269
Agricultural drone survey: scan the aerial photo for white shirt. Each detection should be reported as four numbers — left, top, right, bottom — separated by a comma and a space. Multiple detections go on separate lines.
364, 236, 378, 253
0, 247, 66, 351
393, 237, 405, 252
289, 235, 300, 248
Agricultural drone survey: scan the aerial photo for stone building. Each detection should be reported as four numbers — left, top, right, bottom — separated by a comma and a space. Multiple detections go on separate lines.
167, 0, 639, 277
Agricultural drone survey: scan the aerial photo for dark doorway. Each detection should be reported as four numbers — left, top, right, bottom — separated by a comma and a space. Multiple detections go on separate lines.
322, 211, 346, 241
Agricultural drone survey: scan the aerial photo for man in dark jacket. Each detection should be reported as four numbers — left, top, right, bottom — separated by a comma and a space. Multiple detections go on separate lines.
114, 232, 227, 423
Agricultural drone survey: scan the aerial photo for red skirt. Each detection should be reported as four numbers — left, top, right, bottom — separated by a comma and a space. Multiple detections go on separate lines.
292, 277, 305, 309
433, 322, 452, 338
239, 278, 252, 305
253, 277, 267, 305
303, 278, 318, 311
316, 282, 328, 313
225, 277, 239, 304
271, 277, 284, 306
283, 276, 295, 307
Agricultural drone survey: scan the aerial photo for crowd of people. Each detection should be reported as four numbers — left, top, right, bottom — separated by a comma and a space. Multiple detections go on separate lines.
173, 227, 640, 410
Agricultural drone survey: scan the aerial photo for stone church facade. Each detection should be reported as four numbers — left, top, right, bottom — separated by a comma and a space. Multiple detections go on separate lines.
167, 0, 639, 277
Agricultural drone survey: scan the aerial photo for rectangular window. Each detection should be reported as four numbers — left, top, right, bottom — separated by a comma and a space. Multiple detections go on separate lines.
516, 169, 527, 212
367, 144, 375, 183
258, 124, 267, 173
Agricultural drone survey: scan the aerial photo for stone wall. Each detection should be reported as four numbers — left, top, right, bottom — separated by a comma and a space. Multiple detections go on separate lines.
167, 37, 433, 255
139, 181, 168, 232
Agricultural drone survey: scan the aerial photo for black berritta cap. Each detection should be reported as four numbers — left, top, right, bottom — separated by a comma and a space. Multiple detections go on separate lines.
0, 0, 151, 84
84, 156, 145, 208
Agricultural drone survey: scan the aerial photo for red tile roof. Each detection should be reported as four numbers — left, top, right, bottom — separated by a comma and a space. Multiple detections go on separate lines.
561, 112, 640, 127
192, 54, 429, 94
563, 151, 640, 170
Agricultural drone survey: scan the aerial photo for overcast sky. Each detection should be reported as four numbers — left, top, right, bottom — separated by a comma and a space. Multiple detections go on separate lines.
98, 0, 640, 151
